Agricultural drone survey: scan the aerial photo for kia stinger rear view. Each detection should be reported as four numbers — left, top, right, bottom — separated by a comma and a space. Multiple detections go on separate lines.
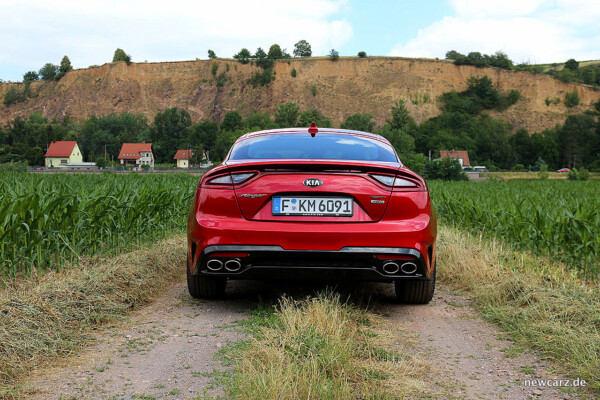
186, 124, 437, 303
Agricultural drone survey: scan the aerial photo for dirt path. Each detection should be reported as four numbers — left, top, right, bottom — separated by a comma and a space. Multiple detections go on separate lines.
23, 281, 583, 400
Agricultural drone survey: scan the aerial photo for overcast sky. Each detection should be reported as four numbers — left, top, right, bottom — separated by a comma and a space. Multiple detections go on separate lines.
1, 0, 598, 82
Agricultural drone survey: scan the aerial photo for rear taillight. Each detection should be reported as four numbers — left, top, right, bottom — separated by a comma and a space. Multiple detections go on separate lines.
206, 172, 257, 186
370, 174, 418, 188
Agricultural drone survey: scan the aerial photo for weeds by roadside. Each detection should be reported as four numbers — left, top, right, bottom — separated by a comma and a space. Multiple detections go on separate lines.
0, 236, 186, 398
437, 225, 600, 391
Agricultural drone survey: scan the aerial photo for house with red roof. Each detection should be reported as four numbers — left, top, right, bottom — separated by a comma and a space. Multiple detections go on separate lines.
173, 149, 194, 169
118, 143, 154, 168
440, 150, 470, 168
44, 141, 83, 168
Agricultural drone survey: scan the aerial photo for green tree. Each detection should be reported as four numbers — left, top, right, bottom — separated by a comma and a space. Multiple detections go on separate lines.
151, 108, 192, 162
340, 113, 375, 132
424, 157, 468, 181
233, 48, 251, 64
445, 50, 462, 60
329, 49, 339, 61
488, 51, 513, 70
274, 102, 300, 127
208, 49, 217, 59
23, 71, 39, 82
297, 110, 331, 128
59, 55, 73, 77
564, 58, 579, 71
3, 86, 25, 106
268, 44, 283, 59
253, 47, 274, 68
221, 111, 243, 131
293, 40, 312, 57
244, 111, 274, 130
113, 48, 131, 64
388, 100, 415, 132
39, 63, 59, 81
358, 51, 367, 58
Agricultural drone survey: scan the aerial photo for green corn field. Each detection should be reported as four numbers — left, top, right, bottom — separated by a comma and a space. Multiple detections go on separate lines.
0, 172, 198, 277
2, 172, 599, 280
429, 180, 600, 279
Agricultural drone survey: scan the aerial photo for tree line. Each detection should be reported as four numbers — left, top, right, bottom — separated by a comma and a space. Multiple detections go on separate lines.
445, 50, 600, 88
1, 76, 599, 173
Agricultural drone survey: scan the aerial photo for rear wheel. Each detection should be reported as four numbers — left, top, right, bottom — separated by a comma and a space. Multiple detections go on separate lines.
394, 262, 436, 304
187, 258, 227, 299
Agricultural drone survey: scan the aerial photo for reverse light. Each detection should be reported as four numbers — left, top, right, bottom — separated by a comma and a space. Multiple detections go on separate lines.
371, 174, 418, 188
207, 172, 256, 185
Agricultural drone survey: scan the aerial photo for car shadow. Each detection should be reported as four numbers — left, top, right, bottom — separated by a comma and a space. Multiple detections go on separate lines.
224, 279, 398, 312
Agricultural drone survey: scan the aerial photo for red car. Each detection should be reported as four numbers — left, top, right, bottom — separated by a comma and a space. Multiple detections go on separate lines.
557, 168, 571, 173
186, 125, 437, 303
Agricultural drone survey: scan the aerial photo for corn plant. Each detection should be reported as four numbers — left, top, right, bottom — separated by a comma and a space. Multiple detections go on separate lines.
0, 172, 198, 278
429, 180, 600, 279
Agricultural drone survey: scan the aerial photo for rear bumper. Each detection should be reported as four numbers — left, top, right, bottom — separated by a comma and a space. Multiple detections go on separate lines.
190, 245, 431, 282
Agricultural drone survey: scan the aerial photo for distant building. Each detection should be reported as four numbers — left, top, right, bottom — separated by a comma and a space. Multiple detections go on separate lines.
440, 150, 470, 167
44, 141, 83, 168
174, 149, 194, 169
118, 143, 154, 168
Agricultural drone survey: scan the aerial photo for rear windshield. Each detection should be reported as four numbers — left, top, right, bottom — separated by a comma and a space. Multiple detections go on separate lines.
228, 133, 398, 162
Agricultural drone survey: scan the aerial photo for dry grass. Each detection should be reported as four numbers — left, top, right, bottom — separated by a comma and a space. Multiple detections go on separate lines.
0, 236, 186, 398
225, 294, 431, 400
437, 225, 600, 391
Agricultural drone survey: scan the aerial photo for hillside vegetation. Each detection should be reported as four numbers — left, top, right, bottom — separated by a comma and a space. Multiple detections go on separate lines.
1, 57, 599, 134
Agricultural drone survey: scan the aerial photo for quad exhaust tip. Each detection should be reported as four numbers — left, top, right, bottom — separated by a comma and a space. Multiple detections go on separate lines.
400, 262, 418, 275
207, 259, 223, 271
382, 262, 400, 275
224, 259, 242, 272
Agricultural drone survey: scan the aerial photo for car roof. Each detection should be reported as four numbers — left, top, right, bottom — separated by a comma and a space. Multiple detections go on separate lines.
235, 127, 393, 146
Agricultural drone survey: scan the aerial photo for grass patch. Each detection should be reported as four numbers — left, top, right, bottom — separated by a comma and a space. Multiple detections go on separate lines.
0, 235, 186, 398
437, 225, 600, 391
219, 293, 431, 399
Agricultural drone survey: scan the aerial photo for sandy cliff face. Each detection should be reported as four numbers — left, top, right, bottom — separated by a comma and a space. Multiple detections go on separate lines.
1, 58, 598, 132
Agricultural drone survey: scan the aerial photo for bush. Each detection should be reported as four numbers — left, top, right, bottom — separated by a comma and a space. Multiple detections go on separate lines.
39, 63, 59, 81
233, 48, 251, 64
512, 164, 525, 172
358, 51, 367, 58
329, 49, 339, 61
0, 161, 28, 172
112, 48, 131, 64
565, 90, 580, 108
248, 68, 275, 87
568, 168, 590, 181
291, 68, 297, 77
311, 84, 317, 96
423, 158, 468, 181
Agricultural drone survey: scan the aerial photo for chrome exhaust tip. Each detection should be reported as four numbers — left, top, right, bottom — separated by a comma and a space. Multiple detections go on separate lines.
382, 262, 400, 275
207, 259, 223, 271
224, 259, 242, 272
400, 262, 418, 275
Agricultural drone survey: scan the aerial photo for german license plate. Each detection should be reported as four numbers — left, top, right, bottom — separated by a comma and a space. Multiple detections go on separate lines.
272, 196, 353, 216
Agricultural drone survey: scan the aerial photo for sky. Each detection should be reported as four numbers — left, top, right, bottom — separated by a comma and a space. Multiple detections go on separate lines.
1, 0, 599, 82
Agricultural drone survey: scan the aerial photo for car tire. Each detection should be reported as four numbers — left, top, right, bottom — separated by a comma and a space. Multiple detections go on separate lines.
394, 262, 436, 304
187, 258, 227, 299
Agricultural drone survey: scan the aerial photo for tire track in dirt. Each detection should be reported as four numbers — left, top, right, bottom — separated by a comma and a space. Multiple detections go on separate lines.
23, 281, 584, 400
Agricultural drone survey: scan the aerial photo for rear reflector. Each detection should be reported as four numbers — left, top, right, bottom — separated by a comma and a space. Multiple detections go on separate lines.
376, 255, 414, 260
209, 252, 249, 258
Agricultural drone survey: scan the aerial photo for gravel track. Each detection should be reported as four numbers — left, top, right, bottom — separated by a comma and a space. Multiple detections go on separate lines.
23, 280, 584, 400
